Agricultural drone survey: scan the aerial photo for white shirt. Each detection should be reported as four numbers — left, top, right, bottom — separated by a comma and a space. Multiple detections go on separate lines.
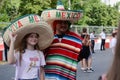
110, 37, 117, 54
14, 49, 46, 80
100, 32, 106, 39
90, 33, 95, 40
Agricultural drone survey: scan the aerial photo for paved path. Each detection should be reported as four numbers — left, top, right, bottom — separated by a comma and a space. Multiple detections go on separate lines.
0, 48, 113, 80
77, 48, 113, 80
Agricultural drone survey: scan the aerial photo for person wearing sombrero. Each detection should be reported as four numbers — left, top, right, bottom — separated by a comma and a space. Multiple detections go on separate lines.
2, 14, 54, 80
41, 0, 83, 80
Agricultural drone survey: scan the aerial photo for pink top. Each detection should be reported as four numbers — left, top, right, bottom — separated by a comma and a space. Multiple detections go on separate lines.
14, 49, 46, 80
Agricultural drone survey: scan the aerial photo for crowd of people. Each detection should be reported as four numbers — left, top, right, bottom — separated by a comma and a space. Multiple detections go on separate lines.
2, 0, 119, 80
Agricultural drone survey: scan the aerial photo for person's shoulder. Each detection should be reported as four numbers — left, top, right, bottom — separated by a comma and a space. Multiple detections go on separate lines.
68, 31, 78, 35
67, 31, 83, 40
111, 38, 116, 41
36, 50, 43, 53
81, 32, 88, 35
89, 33, 93, 37
100, 32, 102, 34
36, 50, 44, 56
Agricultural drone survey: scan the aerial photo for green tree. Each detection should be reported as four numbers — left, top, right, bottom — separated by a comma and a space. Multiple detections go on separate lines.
114, 1, 120, 11
1, 0, 120, 27
70, 0, 120, 26
0, 0, 10, 22
0, 0, 20, 21
19, 0, 52, 15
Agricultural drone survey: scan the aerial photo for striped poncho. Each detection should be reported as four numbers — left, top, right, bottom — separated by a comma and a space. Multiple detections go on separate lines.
45, 31, 82, 80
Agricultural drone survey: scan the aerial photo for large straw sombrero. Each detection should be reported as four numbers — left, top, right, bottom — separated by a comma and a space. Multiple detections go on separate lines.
41, 0, 83, 25
2, 14, 54, 50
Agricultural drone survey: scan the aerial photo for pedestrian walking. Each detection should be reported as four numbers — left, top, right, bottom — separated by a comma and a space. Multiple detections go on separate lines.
90, 31, 96, 53
41, 0, 83, 80
80, 34, 94, 72
80, 27, 88, 70
2, 14, 54, 80
100, 29, 106, 51
79, 28, 94, 73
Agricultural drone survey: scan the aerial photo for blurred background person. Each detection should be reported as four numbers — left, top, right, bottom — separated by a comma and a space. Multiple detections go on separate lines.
90, 31, 96, 53
80, 27, 88, 70
81, 34, 94, 72
80, 28, 94, 72
100, 29, 106, 51
110, 31, 117, 54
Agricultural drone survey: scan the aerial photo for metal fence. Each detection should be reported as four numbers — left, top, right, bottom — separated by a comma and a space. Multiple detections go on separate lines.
0, 22, 118, 37
70, 25, 118, 37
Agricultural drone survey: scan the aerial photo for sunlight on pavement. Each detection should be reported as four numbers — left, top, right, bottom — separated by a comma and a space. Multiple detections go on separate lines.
0, 61, 8, 65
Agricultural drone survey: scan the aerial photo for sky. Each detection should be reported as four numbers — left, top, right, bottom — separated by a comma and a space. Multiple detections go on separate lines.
101, 0, 120, 6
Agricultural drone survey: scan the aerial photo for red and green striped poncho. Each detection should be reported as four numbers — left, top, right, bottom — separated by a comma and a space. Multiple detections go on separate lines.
45, 31, 82, 80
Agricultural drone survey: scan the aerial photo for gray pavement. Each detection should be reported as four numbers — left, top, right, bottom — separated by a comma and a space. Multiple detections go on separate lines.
0, 48, 113, 80
77, 48, 113, 80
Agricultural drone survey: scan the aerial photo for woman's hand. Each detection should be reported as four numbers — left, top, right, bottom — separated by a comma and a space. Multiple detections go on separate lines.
7, 32, 17, 64
9, 32, 17, 43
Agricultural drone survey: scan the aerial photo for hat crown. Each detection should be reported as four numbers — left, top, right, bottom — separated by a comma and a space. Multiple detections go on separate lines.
3, 14, 54, 50
56, 0, 64, 10
41, 0, 83, 24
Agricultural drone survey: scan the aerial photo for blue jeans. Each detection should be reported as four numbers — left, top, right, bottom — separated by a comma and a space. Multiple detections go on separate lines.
18, 78, 37, 80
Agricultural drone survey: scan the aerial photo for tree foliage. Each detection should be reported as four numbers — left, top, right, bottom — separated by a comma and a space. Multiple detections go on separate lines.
0, 0, 21, 21
0, 0, 120, 29
19, 0, 52, 15
71, 0, 120, 26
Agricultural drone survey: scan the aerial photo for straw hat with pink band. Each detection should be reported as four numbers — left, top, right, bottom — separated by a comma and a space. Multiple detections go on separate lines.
2, 14, 54, 50
41, 0, 83, 27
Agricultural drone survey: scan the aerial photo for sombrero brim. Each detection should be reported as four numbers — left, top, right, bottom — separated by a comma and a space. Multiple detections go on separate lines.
3, 14, 54, 50
41, 9, 83, 24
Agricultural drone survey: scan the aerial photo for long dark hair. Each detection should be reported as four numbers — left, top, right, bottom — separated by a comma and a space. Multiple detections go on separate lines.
106, 25, 119, 80
16, 33, 40, 65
